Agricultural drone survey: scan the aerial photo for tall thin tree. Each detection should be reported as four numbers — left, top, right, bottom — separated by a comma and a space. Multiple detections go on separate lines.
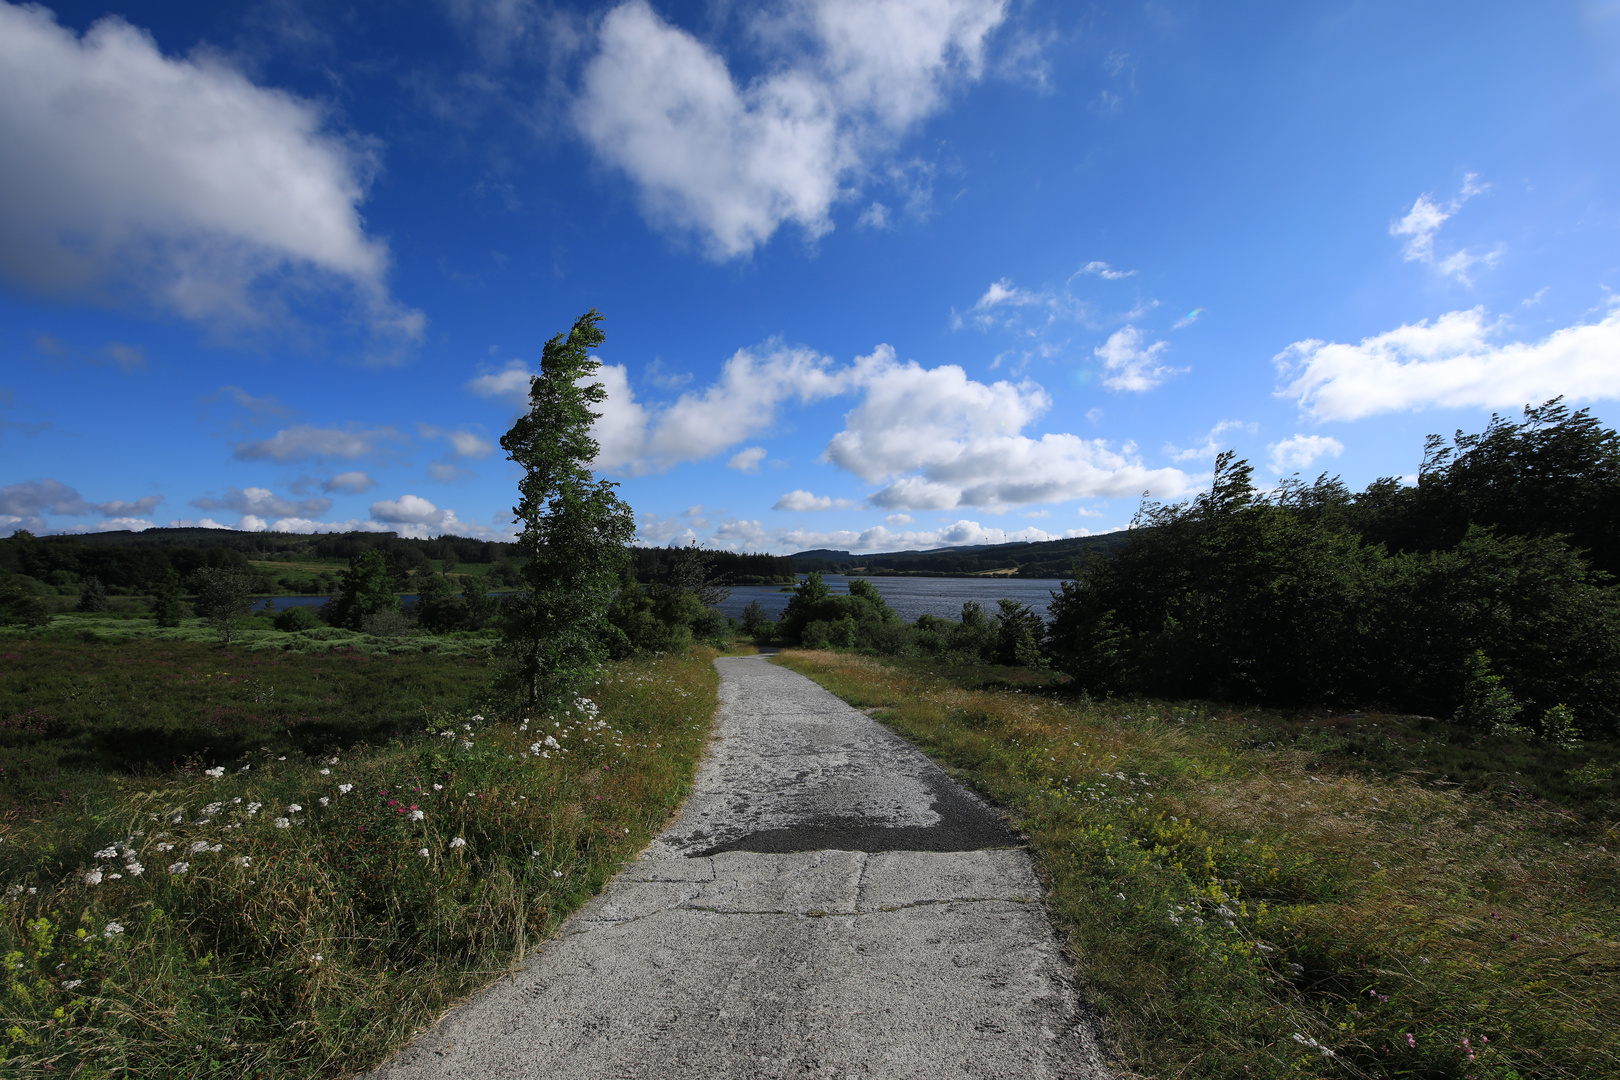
498, 309, 635, 710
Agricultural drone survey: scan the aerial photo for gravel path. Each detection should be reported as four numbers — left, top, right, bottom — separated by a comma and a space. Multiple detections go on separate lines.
365, 653, 1111, 1079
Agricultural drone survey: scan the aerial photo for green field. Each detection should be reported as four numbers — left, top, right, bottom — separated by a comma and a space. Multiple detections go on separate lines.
0, 629, 726, 1077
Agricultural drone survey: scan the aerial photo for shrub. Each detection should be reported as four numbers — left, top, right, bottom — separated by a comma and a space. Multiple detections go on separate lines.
272, 607, 322, 632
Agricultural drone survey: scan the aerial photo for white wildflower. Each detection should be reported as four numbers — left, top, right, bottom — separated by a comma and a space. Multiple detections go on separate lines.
189, 841, 210, 854
319, 769, 330, 776
62, 979, 83, 990
310, 953, 322, 963
459, 739, 473, 750
125, 861, 144, 876
168, 862, 190, 874
551, 869, 563, 878
448, 837, 467, 849
273, 817, 291, 829
238, 765, 250, 772
93, 846, 119, 859
277, 756, 286, 761
418, 848, 430, 858
318, 797, 329, 806
408, 810, 424, 822
103, 921, 124, 938
338, 784, 354, 795
543, 736, 560, 750
246, 802, 262, 815
204, 766, 225, 778
232, 856, 251, 867
286, 803, 303, 813
327, 757, 339, 765
440, 730, 454, 739
156, 842, 174, 852
209, 844, 222, 853
83, 870, 103, 886
204, 803, 223, 815
432, 783, 442, 791
4, 885, 22, 897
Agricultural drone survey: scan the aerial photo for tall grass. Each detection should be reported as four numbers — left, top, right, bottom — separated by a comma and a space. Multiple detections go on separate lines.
777, 650, 1619, 1080
0, 649, 720, 1077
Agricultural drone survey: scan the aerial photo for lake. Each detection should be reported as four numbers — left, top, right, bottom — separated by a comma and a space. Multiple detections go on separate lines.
252, 574, 1070, 622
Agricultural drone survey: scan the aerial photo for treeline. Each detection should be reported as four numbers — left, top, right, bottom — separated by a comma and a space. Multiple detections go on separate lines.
0, 527, 792, 599
1048, 400, 1620, 736
792, 533, 1125, 578
774, 400, 1620, 740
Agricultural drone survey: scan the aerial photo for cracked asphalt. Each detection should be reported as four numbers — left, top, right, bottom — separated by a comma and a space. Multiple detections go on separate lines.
364, 654, 1111, 1079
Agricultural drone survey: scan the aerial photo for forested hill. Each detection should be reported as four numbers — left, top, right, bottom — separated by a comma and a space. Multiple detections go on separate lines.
790, 532, 1128, 578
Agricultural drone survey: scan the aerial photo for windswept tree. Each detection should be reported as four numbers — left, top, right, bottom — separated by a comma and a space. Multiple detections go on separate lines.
498, 309, 635, 710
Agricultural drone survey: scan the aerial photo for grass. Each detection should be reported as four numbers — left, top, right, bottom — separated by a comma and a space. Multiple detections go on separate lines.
0, 643, 721, 1077
775, 649, 1620, 1080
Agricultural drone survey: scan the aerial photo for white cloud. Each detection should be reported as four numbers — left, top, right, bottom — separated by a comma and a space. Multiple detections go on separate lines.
1275, 305, 1620, 421
322, 471, 377, 494
885, 513, 912, 525
0, 479, 163, 533
1164, 419, 1256, 463
825, 346, 1191, 509
191, 487, 332, 518
232, 424, 403, 463
1267, 434, 1345, 474
775, 518, 1100, 555
0, 3, 421, 346
419, 425, 495, 459
572, 0, 1007, 258
857, 201, 891, 229
470, 344, 848, 475
773, 489, 861, 511
1390, 175, 1497, 284
727, 446, 768, 472
1074, 260, 1135, 280
465, 360, 532, 402
1094, 326, 1182, 392
972, 278, 1043, 310
371, 494, 451, 527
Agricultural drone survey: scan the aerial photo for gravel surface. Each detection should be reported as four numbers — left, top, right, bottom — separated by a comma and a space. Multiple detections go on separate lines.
364, 654, 1111, 1079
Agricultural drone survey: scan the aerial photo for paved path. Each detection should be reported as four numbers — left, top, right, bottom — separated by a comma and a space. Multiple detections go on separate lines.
366, 654, 1110, 1080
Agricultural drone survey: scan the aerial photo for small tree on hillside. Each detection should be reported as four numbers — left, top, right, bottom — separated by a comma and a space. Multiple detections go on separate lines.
190, 567, 255, 645
498, 309, 635, 710
150, 568, 185, 627
77, 575, 111, 613
327, 550, 399, 629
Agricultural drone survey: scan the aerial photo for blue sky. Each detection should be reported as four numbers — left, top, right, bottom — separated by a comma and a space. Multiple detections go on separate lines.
3, 0, 1618, 553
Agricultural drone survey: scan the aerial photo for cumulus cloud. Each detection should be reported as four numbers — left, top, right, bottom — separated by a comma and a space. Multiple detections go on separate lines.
322, 471, 377, 494
572, 0, 1007, 258
420, 425, 495, 459
773, 489, 860, 511
1267, 434, 1345, 474
1390, 175, 1497, 284
723, 518, 1105, 555
1094, 326, 1182, 392
0, 479, 163, 534
1164, 419, 1256, 463
471, 345, 848, 475
1275, 305, 1620, 421
825, 346, 1190, 510
465, 360, 533, 402
232, 424, 404, 463
191, 487, 331, 518
0, 3, 421, 346
727, 446, 768, 472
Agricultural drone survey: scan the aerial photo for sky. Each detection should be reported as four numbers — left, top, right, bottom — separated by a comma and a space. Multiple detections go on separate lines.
2, 0, 1619, 554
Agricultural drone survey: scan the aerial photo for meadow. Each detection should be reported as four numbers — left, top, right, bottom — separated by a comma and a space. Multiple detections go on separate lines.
776, 650, 1620, 1080
0, 625, 723, 1077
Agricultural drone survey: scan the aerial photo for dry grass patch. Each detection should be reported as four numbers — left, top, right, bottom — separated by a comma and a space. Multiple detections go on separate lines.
777, 649, 1619, 1080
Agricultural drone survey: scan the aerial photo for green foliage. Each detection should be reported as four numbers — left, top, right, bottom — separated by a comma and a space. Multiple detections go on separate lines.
1047, 440, 1620, 734
778, 572, 901, 649
0, 574, 49, 629
325, 550, 398, 630
1454, 650, 1524, 735
497, 310, 636, 709
271, 606, 321, 632
1539, 703, 1582, 751
188, 567, 255, 646
75, 576, 110, 613
149, 568, 185, 627
740, 600, 776, 642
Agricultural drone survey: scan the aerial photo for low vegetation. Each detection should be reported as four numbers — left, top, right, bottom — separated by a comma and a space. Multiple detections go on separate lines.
0, 642, 721, 1077
778, 649, 1619, 1080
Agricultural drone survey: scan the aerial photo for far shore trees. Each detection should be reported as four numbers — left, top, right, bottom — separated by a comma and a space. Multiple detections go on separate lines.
498, 309, 635, 710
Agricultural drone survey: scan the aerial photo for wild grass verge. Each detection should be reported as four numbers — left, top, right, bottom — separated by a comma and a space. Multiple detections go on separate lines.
0, 648, 719, 1077
776, 650, 1619, 1080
